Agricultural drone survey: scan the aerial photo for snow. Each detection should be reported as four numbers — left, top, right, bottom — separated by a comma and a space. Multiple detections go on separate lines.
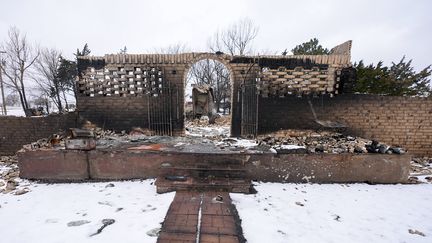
231, 182, 432, 243
2, 159, 431, 243
0, 180, 174, 243
2, 106, 25, 116
185, 125, 230, 137
0, 163, 11, 174
0, 105, 75, 117
233, 139, 258, 149
278, 144, 306, 150
196, 195, 204, 243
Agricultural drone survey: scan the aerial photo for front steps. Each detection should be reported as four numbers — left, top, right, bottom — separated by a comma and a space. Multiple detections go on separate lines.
155, 160, 252, 193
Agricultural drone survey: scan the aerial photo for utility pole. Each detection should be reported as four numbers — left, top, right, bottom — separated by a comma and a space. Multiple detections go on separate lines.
0, 50, 7, 116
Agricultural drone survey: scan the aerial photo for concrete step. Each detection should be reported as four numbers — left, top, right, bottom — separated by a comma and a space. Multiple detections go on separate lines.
155, 176, 252, 194
159, 157, 246, 168
160, 166, 247, 179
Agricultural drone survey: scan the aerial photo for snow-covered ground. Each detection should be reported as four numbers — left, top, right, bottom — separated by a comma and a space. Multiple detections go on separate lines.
1, 164, 431, 243
0, 180, 174, 243
1, 105, 75, 117
232, 181, 432, 243
1, 106, 25, 116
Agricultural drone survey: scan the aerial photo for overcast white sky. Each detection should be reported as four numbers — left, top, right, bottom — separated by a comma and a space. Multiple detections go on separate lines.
0, 0, 431, 71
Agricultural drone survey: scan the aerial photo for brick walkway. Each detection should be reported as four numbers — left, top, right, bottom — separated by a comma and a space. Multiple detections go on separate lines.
157, 191, 244, 243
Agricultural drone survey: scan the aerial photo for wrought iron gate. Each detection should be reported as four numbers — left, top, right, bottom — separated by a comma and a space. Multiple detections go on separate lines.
240, 83, 259, 138
147, 85, 177, 136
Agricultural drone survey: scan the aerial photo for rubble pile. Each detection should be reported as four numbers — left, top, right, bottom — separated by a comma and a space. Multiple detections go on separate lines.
90, 127, 118, 139
0, 156, 19, 181
256, 129, 406, 154
185, 115, 231, 128
213, 115, 231, 126
185, 116, 231, 139
20, 123, 127, 152
0, 155, 30, 195
18, 116, 407, 155
410, 157, 432, 176
21, 132, 66, 151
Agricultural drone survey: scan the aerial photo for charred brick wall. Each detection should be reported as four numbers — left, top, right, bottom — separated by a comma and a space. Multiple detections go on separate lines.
258, 94, 432, 156
76, 95, 185, 135
76, 63, 187, 136
0, 113, 79, 155
77, 96, 150, 132
75, 55, 258, 137
76, 53, 351, 137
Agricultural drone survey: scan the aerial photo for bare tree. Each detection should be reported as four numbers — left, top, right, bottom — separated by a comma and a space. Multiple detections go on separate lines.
187, 18, 259, 114
0, 26, 39, 116
32, 47, 67, 112
154, 43, 189, 54
5, 92, 19, 106
187, 59, 231, 113
208, 18, 258, 55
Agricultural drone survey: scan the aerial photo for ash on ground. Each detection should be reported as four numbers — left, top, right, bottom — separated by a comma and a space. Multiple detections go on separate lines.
20, 115, 408, 155
410, 157, 432, 183
256, 129, 405, 155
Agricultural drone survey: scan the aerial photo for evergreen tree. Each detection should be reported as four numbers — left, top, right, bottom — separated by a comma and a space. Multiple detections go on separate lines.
291, 38, 330, 55
354, 57, 431, 96
387, 57, 431, 96
57, 57, 78, 100
71, 43, 90, 101
74, 43, 91, 57
119, 46, 127, 54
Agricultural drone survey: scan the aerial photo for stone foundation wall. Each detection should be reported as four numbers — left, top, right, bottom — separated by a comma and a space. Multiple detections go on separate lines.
0, 113, 79, 155
18, 149, 410, 184
258, 94, 432, 156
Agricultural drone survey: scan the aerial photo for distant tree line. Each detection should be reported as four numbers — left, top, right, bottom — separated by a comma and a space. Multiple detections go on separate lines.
0, 26, 91, 116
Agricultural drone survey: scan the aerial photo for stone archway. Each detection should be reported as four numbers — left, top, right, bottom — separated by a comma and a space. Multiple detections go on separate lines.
182, 53, 236, 135
182, 53, 235, 84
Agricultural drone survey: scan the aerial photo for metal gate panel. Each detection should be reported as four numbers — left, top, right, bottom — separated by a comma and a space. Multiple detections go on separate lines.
147, 85, 177, 136
240, 84, 259, 138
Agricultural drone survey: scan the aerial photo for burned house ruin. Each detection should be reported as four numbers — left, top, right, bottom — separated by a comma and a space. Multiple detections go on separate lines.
2, 40, 431, 187
76, 41, 354, 138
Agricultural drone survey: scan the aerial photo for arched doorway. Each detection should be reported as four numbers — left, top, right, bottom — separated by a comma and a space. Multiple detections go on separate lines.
183, 55, 234, 137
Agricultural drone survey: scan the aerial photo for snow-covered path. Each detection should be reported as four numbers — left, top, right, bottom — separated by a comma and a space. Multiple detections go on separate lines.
231, 182, 432, 243
0, 180, 174, 243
